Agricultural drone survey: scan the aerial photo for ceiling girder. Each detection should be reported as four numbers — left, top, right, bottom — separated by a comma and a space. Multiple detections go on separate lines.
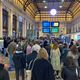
18, 0, 24, 5
22, 0, 40, 17
32, 0, 75, 3
23, 0, 32, 11
66, 2, 74, 18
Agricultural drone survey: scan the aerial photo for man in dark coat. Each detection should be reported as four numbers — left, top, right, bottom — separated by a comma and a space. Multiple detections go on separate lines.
26, 51, 37, 69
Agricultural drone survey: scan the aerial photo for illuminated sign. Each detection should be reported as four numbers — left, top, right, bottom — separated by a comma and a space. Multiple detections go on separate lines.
51, 22, 60, 27
42, 28, 50, 33
42, 21, 50, 27
51, 27, 59, 33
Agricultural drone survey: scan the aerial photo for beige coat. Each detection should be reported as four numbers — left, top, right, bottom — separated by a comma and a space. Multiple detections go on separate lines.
50, 48, 61, 70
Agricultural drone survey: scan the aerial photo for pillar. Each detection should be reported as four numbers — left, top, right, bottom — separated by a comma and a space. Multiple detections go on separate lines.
0, 1, 3, 49
8, 10, 13, 38
22, 18, 26, 38
16, 15, 19, 38
0, 1, 3, 38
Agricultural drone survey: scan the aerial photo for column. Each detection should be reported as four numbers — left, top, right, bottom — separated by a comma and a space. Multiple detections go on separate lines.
0, 1, 3, 49
8, 10, 13, 38
22, 18, 26, 38
0, 1, 3, 38
16, 15, 19, 38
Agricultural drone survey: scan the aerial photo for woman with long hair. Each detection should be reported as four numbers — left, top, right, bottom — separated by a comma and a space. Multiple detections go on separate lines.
50, 42, 61, 78
31, 48, 55, 80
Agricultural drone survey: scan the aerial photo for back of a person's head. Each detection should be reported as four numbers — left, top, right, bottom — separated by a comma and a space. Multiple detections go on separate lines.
34, 40, 39, 45
32, 42, 41, 53
53, 42, 58, 49
63, 43, 67, 48
70, 45, 77, 53
43, 40, 49, 47
16, 43, 22, 51
63, 56, 76, 68
38, 48, 48, 60
71, 39, 74, 41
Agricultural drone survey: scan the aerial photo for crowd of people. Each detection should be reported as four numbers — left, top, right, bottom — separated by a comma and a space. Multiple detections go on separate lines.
0, 36, 80, 80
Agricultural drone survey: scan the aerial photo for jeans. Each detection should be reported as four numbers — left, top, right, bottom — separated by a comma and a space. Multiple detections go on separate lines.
15, 68, 24, 80
4, 48, 6, 56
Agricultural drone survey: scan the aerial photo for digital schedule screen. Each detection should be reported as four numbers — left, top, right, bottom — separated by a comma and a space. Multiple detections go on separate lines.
51, 22, 59, 27
42, 28, 50, 33
51, 27, 59, 33
77, 35, 80, 40
42, 21, 50, 28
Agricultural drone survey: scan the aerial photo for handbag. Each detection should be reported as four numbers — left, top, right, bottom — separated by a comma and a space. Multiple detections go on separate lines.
26, 59, 37, 80
75, 67, 80, 80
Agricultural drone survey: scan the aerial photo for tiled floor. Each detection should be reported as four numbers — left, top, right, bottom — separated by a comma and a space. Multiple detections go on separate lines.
9, 71, 62, 80
9, 71, 15, 80
9, 71, 27, 80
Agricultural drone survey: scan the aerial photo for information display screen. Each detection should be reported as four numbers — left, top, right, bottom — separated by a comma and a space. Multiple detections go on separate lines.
42, 21, 50, 28
77, 35, 80, 40
51, 27, 59, 33
42, 28, 50, 33
51, 22, 59, 27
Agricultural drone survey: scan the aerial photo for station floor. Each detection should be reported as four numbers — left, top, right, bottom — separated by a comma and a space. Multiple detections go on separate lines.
4, 57, 62, 80
9, 71, 15, 80
9, 71, 62, 80
9, 71, 26, 80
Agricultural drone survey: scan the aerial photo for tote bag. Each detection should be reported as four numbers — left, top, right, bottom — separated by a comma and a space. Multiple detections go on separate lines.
26, 59, 36, 80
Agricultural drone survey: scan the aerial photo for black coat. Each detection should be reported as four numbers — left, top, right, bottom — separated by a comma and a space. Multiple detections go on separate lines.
13, 51, 26, 69
31, 59, 55, 80
61, 66, 78, 80
0, 64, 10, 80
26, 51, 37, 65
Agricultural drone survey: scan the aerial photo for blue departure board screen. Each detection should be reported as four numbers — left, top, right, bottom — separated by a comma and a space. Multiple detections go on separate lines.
51, 27, 59, 33
51, 22, 59, 27
42, 21, 50, 28
42, 28, 50, 33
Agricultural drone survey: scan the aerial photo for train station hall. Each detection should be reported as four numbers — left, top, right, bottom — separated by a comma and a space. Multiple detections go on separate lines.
0, 0, 80, 80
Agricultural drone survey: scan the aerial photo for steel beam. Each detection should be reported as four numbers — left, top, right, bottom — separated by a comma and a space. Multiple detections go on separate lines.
66, 2, 74, 18
18, 0, 23, 5
32, 0, 75, 3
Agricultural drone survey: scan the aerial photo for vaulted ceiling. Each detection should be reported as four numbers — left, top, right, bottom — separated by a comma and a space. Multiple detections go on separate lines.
18, 0, 76, 12
14, 0, 80, 21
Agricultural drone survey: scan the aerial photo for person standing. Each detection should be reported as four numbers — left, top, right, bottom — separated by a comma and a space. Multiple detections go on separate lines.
26, 42, 32, 55
50, 42, 61, 78
31, 48, 55, 80
0, 54, 10, 80
13, 43, 26, 80
60, 43, 69, 64
61, 56, 78, 80
7, 39, 17, 70
32, 40, 41, 53
43, 40, 51, 61
67, 45, 79, 67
